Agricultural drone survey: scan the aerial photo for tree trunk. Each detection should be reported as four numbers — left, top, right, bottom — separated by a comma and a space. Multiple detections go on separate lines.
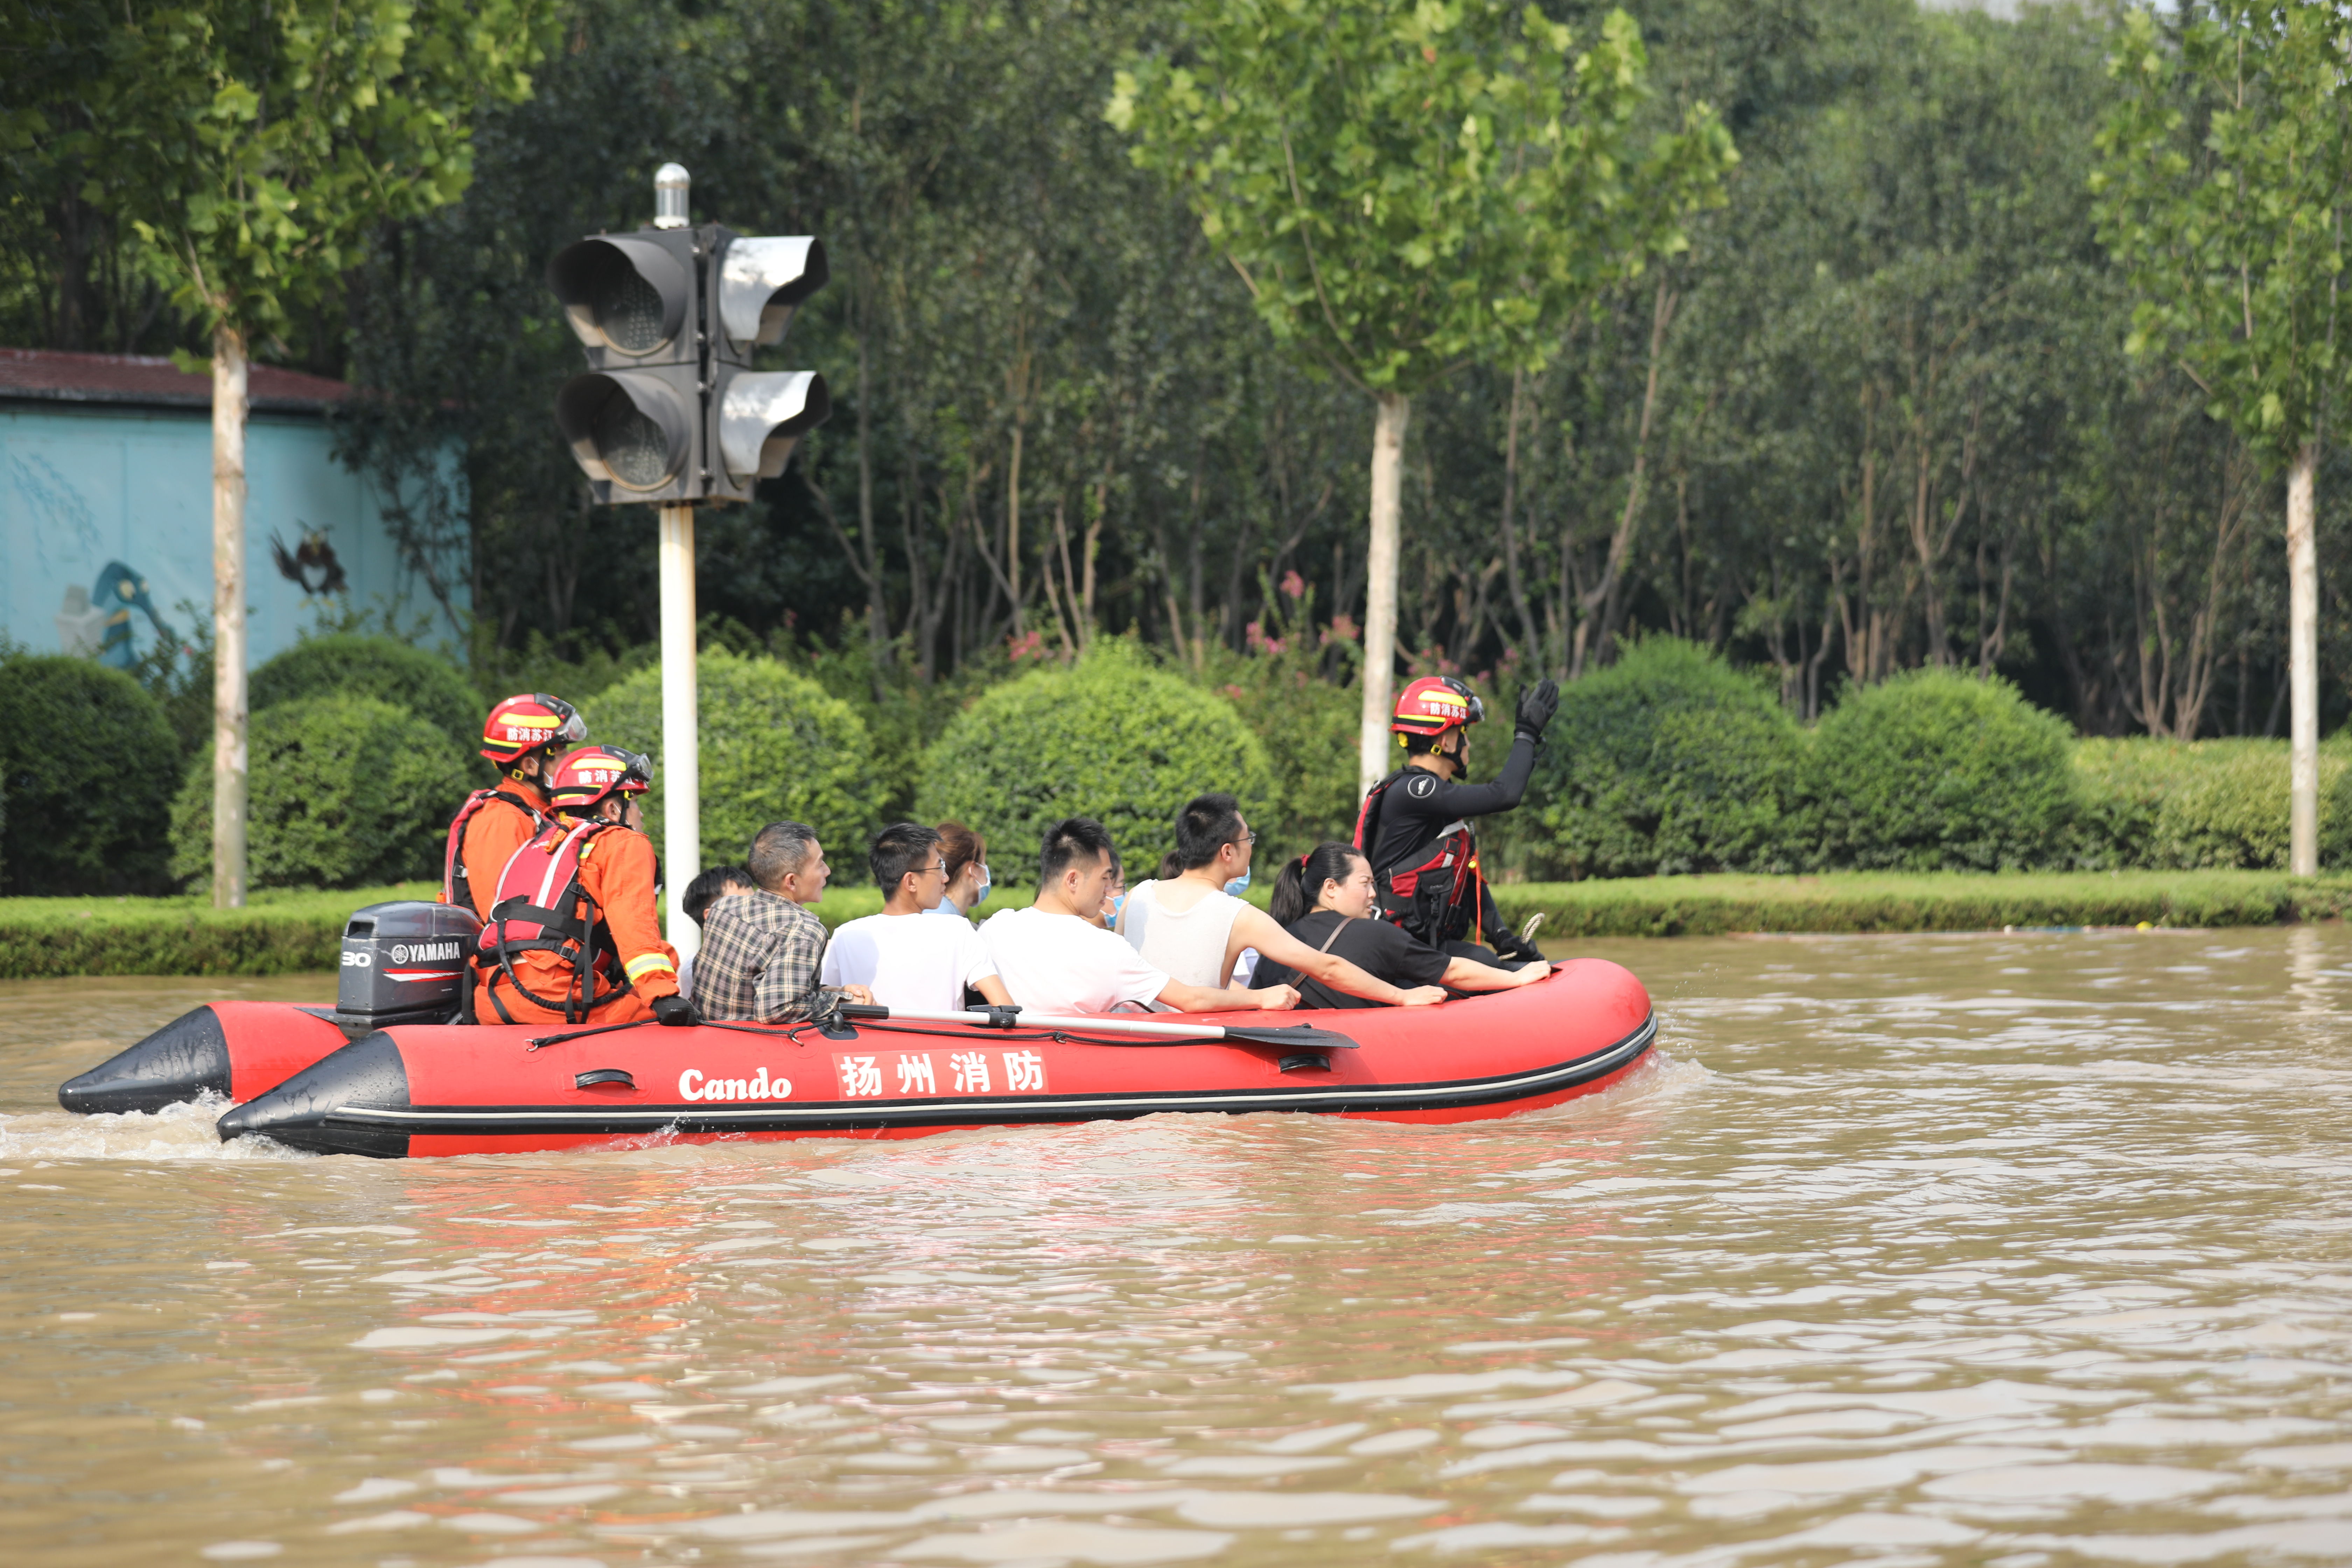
2288, 441, 2319, 876
1357, 391, 1409, 795
210, 325, 248, 909
854, 323, 887, 691
1497, 368, 1539, 661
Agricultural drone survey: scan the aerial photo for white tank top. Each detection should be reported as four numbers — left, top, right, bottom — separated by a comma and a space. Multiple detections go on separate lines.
1118, 880, 1241, 989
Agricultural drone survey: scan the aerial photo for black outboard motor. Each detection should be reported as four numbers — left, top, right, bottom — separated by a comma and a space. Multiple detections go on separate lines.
336, 900, 482, 1036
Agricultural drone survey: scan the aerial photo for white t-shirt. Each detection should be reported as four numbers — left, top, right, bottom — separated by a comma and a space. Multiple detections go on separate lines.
821, 911, 999, 1014
981, 905, 1170, 1015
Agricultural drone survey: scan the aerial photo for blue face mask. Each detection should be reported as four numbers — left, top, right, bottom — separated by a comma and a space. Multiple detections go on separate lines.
1224, 870, 1251, 897
973, 869, 992, 907
1109, 892, 1125, 920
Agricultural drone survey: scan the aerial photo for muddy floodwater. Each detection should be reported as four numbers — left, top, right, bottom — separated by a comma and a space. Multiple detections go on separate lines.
6, 930, 2352, 1568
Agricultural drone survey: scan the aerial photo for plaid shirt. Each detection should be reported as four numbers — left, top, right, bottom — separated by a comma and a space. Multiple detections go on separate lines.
691, 889, 834, 1022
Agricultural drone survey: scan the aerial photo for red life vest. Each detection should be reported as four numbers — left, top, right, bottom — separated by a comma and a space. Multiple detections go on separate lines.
1354, 770, 1484, 947
441, 788, 548, 911
475, 820, 628, 1023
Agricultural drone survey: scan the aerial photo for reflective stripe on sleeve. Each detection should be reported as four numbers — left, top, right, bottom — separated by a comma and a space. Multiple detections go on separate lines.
624, 952, 677, 981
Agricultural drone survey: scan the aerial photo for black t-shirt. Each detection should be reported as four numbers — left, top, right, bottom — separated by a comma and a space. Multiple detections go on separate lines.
1252, 911, 1450, 1009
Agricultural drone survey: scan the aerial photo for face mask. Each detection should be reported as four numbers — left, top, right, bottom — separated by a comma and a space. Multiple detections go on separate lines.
1109, 893, 1125, 920
973, 870, 992, 907
1224, 870, 1251, 897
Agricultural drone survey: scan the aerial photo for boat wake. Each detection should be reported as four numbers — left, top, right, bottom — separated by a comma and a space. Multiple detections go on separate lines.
0, 1094, 315, 1162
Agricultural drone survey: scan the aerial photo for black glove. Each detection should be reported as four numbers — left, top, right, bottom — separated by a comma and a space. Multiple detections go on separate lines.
1514, 677, 1559, 742
651, 993, 699, 1028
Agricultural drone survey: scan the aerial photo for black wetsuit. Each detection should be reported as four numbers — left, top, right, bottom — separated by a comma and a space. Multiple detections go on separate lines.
1360, 733, 1541, 963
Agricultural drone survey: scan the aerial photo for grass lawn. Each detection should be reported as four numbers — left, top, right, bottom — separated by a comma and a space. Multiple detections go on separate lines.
1487, 869, 2352, 939
4, 870, 2345, 979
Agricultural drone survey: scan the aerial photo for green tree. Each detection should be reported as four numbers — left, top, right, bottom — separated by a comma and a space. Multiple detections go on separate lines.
27, 0, 553, 906
2092, 1, 2352, 873
1109, 0, 1735, 791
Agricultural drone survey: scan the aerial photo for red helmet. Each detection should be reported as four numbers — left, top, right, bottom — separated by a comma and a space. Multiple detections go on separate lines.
545, 745, 655, 815
481, 693, 586, 765
1391, 675, 1484, 738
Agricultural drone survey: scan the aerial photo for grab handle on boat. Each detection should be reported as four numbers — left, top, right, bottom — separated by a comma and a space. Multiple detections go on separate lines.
574, 1068, 635, 1089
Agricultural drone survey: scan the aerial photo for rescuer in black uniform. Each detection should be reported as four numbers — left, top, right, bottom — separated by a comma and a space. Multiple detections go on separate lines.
1353, 673, 1559, 967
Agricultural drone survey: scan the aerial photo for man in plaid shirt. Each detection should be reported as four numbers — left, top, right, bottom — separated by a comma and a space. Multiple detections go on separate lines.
692, 821, 875, 1021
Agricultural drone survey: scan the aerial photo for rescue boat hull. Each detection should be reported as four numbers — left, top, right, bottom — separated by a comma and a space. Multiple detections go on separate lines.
58, 1001, 353, 1115
213, 960, 1656, 1158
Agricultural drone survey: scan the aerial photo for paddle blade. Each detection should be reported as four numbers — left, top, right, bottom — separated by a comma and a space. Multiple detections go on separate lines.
1215, 1022, 1361, 1051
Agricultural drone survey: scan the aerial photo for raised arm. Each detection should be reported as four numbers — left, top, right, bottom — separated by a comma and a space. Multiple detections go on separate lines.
1232, 905, 1443, 1007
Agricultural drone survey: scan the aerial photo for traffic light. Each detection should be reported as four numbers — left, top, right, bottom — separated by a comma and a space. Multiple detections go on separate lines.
548, 205, 831, 504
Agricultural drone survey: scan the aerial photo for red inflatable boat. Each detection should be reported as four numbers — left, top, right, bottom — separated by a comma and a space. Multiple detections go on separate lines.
211, 960, 1656, 1158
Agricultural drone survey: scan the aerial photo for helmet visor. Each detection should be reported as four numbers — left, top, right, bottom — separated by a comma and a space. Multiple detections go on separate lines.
617, 749, 655, 786
1465, 692, 1486, 725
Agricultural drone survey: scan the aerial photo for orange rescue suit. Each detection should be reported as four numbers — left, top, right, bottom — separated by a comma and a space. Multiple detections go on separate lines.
443, 776, 553, 921
478, 818, 679, 1027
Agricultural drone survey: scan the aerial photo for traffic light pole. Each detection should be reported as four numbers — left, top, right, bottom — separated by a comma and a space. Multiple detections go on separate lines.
658, 502, 700, 958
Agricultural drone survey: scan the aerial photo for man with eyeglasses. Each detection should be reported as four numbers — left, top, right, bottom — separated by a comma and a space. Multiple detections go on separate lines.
821, 822, 1016, 1014
1116, 793, 1445, 1010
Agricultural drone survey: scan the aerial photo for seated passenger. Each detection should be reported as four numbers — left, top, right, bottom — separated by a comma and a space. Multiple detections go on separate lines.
823, 822, 1015, 1013
1118, 794, 1445, 1009
677, 863, 755, 1000
1251, 842, 1553, 1010
1090, 861, 1126, 930
694, 821, 873, 1022
981, 817, 1301, 1015
926, 821, 993, 923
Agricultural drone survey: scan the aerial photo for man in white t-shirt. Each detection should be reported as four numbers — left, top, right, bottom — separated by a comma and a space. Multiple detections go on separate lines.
981, 817, 1301, 1015
822, 823, 1016, 1013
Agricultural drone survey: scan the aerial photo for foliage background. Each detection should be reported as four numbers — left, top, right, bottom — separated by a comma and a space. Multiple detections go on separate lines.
582, 649, 884, 875
10, 0, 2352, 899
917, 642, 1275, 883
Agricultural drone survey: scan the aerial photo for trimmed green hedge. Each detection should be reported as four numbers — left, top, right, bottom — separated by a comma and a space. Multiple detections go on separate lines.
0, 655, 182, 895
2071, 738, 2352, 870
168, 694, 474, 890
8, 872, 2346, 978
1813, 668, 2078, 872
251, 634, 483, 757
0, 881, 890, 978
1534, 639, 1810, 877
584, 649, 883, 876
918, 642, 1275, 881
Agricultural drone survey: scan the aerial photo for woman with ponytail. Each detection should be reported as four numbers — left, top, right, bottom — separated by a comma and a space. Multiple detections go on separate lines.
1253, 842, 1554, 1010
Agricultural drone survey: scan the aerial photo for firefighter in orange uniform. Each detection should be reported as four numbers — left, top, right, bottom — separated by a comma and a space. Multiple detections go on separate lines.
442, 694, 588, 920
475, 745, 697, 1028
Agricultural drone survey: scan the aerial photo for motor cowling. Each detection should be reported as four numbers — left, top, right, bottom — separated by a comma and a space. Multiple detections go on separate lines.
337, 901, 483, 1035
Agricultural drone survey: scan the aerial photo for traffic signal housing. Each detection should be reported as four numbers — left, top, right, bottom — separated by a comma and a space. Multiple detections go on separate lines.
548, 224, 831, 504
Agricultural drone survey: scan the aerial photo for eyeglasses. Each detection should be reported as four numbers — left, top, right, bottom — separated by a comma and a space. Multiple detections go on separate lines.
1236, 831, 1258, 846
925, 860, 950, 877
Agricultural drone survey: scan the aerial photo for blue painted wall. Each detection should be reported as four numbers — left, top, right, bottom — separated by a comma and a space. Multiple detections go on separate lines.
1, 402, 464, 667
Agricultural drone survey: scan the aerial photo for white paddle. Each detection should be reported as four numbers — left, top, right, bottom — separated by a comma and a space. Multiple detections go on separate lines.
841, 1004, 1359, 1051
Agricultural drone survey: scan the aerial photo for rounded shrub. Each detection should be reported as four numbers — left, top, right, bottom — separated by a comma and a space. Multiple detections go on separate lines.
1531, 639, 1811, 877
0, 655, 181, 894
251, 635, 482, 754
169, 694, 474, 889
917, 642, 1274, 882
1812, 669, 2077, 871
583, 649, 882, 876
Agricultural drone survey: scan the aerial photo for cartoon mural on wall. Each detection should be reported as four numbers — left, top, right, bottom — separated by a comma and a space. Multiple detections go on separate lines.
54, 562, 175, 667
